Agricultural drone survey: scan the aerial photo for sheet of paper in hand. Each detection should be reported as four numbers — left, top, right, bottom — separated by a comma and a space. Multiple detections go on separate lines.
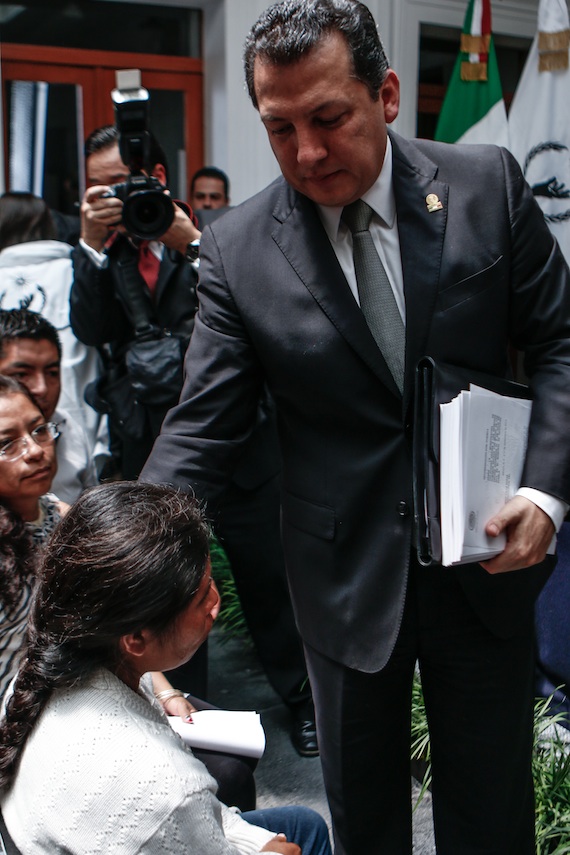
168, 709, 266, 759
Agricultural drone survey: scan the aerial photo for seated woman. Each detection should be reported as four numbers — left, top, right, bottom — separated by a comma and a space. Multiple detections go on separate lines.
0, 378, 255, 813
0, 375, 66, 700
0, 481, 332, 855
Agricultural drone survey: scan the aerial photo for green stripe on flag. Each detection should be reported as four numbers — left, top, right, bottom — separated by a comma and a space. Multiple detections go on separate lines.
435, 40, 503, 142
435, 0, 505, 144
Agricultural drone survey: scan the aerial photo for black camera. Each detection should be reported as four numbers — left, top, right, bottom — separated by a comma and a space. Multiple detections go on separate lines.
109, 70, 174, 241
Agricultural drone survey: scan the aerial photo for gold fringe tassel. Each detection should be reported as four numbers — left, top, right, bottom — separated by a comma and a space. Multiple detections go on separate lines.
538, 29, 569, 72
538, 29, 570, 52
461, 61, 488, 81
460, 33, 491, 54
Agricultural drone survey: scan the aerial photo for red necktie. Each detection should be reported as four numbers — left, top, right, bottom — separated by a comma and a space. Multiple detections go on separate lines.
138, 242, 161, 297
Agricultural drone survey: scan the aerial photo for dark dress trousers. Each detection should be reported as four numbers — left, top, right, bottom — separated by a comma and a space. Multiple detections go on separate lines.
141, 132, 570, 854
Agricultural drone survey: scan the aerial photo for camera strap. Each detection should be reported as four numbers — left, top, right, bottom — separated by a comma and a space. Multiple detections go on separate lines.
115, 242, 161, 342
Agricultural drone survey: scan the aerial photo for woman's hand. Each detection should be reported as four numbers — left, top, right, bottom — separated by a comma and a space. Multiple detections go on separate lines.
150, 672, 196, 719
161, 693, 197, 719
260, 834, 301, 854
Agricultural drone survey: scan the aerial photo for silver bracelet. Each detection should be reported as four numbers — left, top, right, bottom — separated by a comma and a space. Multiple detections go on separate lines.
154, 688, 185, 704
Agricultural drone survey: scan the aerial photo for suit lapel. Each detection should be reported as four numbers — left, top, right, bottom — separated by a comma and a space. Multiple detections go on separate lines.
390, 133, 448, 410
271, 182, 402, 396
270, 137, 449, 404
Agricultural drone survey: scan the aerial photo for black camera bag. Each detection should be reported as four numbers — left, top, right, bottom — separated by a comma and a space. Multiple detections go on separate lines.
117, 251, 184, 409
85, 245, 184, 440
125, 333, 183, 408
85, 362, 148, 442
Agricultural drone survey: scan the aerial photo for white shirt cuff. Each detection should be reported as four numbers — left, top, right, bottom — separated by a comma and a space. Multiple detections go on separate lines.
516, 487, 569, 532
79, 238, 109, 269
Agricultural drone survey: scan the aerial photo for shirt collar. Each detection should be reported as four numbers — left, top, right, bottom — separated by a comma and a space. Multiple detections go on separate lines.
317, 136, 396, 242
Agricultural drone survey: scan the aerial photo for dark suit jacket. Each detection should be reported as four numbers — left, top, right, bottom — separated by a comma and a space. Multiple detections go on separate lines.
142, 132, 570, 673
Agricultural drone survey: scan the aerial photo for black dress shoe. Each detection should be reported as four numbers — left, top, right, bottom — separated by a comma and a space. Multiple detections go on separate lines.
290, 701, 319, 757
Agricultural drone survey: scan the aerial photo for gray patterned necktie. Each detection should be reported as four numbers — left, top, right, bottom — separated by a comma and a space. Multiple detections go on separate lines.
342, 199, 405, 393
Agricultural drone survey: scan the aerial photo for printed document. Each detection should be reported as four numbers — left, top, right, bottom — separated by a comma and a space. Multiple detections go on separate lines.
439, 385, 532, 566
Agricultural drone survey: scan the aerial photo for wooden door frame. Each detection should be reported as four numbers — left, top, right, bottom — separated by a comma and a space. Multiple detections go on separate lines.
1, 43, 204, 193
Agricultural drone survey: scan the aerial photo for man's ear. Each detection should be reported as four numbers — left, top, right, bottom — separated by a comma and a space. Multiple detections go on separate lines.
119, 630, 150, 659
380, 69, 400, 125
151, 163, 168, 186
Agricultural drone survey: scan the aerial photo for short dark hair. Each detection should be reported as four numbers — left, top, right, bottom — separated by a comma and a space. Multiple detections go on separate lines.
190, 167, 230, 199
244, 0, 389, 108
84, 123, 170, 184
0, 308, 62, 361
0, 192, 56, 251
0, 481, 211, 790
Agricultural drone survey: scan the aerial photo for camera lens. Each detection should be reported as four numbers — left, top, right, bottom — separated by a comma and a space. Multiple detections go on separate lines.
122, 189, 174, 240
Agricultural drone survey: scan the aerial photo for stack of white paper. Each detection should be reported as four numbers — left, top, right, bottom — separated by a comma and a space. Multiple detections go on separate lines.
439, 385, 532, 566
168, 709, 266, 759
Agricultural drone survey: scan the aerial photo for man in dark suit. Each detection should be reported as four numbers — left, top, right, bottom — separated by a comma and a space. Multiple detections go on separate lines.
141, 1, 570, 852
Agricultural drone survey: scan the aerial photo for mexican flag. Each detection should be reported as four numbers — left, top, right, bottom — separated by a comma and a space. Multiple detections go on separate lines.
435, 0, 509, 146
508, 0, 570, 264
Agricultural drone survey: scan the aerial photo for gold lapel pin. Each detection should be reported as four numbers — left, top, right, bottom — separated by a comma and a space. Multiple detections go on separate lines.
426, 193, 443, 213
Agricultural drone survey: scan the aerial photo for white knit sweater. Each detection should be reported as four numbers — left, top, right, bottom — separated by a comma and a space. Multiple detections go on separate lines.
1, 669, 278, 854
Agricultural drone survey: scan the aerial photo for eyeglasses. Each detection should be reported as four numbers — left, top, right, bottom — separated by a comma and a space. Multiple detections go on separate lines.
0, 422, 60, 463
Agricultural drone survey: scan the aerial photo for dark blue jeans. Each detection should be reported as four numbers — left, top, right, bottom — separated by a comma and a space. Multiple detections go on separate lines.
242, 806, 332, 855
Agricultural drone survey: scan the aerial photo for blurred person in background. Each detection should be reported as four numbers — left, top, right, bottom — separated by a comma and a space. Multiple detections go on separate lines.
190, 167, 231, 230
0, 191, 107, 464
0, 309, 98, 504
0, 375, 66, 700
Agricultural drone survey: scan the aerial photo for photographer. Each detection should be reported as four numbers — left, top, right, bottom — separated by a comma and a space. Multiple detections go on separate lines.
70, 124, 200, 479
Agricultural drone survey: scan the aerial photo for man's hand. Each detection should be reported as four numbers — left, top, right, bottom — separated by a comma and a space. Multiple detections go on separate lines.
480, 495, 555, 574
80, 184, 124, 251
260, 834, 301, 854
160, 198, 201, 255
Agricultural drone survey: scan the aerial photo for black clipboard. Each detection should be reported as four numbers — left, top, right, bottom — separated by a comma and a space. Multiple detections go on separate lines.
412, 357, 530, 566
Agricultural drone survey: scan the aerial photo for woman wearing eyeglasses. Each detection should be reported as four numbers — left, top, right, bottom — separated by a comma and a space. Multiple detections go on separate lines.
0, 374, 65, 700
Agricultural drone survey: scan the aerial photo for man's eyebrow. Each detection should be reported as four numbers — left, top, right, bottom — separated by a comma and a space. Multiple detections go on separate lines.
261, 100, 345, 123
4, 360, 34, 370
88, 172, 128, 184
6, 360, 60, 370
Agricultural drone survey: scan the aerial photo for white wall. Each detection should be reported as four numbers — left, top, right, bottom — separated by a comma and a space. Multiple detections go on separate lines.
202, 0, 280, 206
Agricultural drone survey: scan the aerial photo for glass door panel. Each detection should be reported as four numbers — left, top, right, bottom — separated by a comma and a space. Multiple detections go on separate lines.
5, 79, 83, 214
1, 46, 203, 211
